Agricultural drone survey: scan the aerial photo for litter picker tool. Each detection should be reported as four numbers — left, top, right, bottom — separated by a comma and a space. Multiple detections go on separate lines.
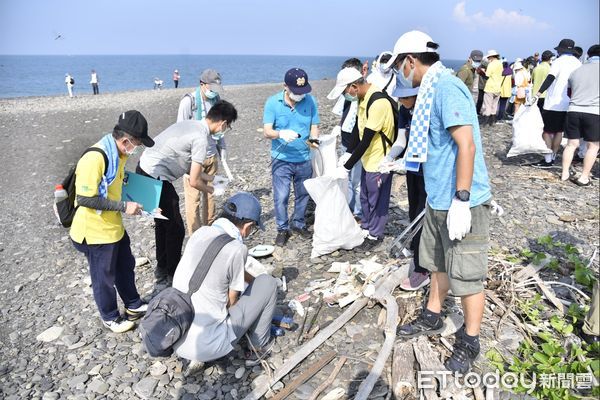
388, 208, 426, 259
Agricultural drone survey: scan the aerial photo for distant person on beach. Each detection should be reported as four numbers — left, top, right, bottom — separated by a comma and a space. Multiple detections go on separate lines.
456, 50, 483, 103
389, 31, 492, 375
329, 65, 396, 251
90, 70, 99, 95
137, 100, 238, 294
153, 77, 163, 90
263, 68, 320, 247
173, 69, 180, 88
70, 110, 155, 333
532, 50, 554, 112
173, 192, 277, 366
561, 44, 599, 185
512, 60, 531, 115
332, 57, 365, 222
532, 38, 582, 168
481, 49, 502, 126
497, 60, 513, 122
177, 69, 233, 235
65, 73, 74, 98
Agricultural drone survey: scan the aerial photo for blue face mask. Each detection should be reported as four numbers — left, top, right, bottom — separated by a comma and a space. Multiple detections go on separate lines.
205, 89, 218, 99
396, 57, 415, 88
343, 92, 358, 102
471, 61, 481, 68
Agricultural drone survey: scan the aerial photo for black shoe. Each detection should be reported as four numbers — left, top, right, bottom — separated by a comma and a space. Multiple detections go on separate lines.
488, 115, 496, 126
291, 226, 312, 239
530, 159, 554, 168
397, 310, 444, 338
444, 327, 480, 374
573, 154, 585, 164
357, 237, 382, 252
275, 230, 290, 247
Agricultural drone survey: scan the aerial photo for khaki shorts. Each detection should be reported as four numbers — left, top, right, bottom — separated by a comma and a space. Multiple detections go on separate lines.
419, 202, 491, 296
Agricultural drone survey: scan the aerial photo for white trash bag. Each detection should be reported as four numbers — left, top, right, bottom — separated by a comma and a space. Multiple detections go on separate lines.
506, 102, 552, 157
304, 175, 364, 258
310, 133, 338, 177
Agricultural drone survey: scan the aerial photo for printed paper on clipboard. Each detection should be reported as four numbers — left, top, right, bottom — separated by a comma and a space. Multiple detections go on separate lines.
121, 171, 166, 219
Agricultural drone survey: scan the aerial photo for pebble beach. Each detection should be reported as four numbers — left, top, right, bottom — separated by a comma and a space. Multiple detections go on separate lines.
0, 81, 598, 399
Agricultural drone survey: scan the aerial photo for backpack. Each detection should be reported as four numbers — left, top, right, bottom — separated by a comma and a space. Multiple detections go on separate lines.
365, 77, 399, 156
70, 78, 75, 85
55, 147, 108, 228
139, 233, 235, 357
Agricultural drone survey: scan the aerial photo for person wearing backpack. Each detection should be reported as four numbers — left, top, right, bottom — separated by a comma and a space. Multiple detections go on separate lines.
172, 192, 277, 364
329, 67, 397, 251
70, 110, 156, 333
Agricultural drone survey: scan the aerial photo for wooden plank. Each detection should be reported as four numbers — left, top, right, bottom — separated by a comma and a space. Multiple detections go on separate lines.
270, 351, 337, 400
308, 356, 347, 400
392, 341, 416, 400
513, 256, 550, 282
533, 276, 567, 314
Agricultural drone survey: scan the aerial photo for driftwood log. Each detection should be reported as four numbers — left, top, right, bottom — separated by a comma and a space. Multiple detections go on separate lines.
270, 351, 337, 400
391, 341, 416, 400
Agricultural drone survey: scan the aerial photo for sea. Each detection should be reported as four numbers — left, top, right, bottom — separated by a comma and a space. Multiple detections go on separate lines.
0, 55, 464, 99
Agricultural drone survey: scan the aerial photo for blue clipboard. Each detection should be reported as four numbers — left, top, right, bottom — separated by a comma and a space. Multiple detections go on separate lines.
121, 171, 162, 212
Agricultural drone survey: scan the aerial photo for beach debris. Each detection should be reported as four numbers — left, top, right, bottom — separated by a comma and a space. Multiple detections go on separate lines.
320, 388, 346, 400
308, 357, 347, 400
288, 299, 305, 318
392, 341, 416, 399
135, 257, 149, 267
36, 326, 63, 342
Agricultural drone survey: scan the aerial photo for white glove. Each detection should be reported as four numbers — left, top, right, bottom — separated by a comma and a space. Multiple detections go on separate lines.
490, 200, 504, 217
446, 198, 472, 241
212, 175, 229, 196
331, 166, 349, 180
279, 129, 300, 143
378, 157, 406, 174
331, 125, 342, 137
337, 152, 351, 167
525, 96, 538, 107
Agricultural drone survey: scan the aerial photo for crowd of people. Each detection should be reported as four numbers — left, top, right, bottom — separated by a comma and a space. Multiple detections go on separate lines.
68, 31, 598, 377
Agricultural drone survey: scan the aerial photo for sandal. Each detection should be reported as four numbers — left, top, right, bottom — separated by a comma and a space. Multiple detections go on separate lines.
570, 177, 591, 187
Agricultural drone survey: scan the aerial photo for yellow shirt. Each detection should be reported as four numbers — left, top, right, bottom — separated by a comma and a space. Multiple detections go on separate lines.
484, 59, 503, 93
500, 74, 512, 98
357, 85, 396, 172
70, 145, 127, 245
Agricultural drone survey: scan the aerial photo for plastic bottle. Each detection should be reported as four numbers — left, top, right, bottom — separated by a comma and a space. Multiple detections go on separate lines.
53, 184, 68, 223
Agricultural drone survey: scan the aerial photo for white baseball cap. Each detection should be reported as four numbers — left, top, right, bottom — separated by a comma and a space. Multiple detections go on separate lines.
327, 67, 363, 100
385, 30, 439, 70
486, 49, 500, 58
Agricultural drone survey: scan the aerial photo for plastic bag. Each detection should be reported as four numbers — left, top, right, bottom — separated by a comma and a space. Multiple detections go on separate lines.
506, 102, 552, 157
310, 133, 337, 177
304, 175, 364, 258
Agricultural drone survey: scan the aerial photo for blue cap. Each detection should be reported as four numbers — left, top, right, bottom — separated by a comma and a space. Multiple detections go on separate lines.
393, 85, 420, 98
223, 192, 264, 231
284, 68, 312, 95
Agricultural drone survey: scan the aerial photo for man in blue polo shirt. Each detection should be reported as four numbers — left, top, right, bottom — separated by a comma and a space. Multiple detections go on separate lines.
263, 68, 320, 246
387, 31, 492, 374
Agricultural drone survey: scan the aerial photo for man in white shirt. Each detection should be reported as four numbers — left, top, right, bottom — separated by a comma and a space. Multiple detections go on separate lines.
533, 38, 582, 168
65, 73, 74, 98
173, 192, 277, 364
177, 69, 234, 234
90, 70, 99, 95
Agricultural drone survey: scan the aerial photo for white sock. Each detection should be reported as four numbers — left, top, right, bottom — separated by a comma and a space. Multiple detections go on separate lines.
544, 153, 553, 163
551, 153, 557, 161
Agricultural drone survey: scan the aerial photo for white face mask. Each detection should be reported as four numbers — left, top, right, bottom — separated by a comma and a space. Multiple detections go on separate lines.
124, 139, 141, 156
288, 92, 306, 102
396, 57, 415, 88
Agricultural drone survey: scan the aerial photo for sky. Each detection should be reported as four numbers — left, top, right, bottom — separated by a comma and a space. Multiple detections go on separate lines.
1, 0, 598, 60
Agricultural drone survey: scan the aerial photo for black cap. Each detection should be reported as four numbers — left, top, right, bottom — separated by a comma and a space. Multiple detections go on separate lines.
117, 110, 154, 147
573, 46, 583, 58
588, 44, 600, 58
284, 68, 312, 95
554, 38, 575, 53
469, 50, 483, 62
541, 50, 554, 61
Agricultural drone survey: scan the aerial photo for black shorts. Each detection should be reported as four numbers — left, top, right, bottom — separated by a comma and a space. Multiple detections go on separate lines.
565, 111, 600, 142
542, 110, 567, 133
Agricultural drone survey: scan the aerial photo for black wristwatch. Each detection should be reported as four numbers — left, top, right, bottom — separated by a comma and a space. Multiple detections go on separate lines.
455, 190, 470, 202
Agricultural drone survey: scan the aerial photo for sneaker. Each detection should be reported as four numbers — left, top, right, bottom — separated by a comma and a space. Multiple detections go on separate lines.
102, 316, 135, 333
291, 226, 312, 239
357, 236, 382, 252
530, 159, 554, 168
400, 271, 431, 291
275, 230, 290, 247
444, 327, 480, 374
397, 310, 444, 338
125, 302, 148, 321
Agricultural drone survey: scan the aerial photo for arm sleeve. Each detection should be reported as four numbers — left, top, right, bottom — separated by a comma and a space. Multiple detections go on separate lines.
345, 123, 360, 153
263, 98, 276, 125
343, 128, 376, 170
537, 74, 556, 94
176, 96, 193, 122
227, 245, 247, 293
76, 195, 126, 212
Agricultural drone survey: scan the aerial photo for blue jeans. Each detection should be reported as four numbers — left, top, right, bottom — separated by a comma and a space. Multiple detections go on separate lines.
340, 145, 363, 219
72, 232, 143, 321
271, 158, 312, 231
